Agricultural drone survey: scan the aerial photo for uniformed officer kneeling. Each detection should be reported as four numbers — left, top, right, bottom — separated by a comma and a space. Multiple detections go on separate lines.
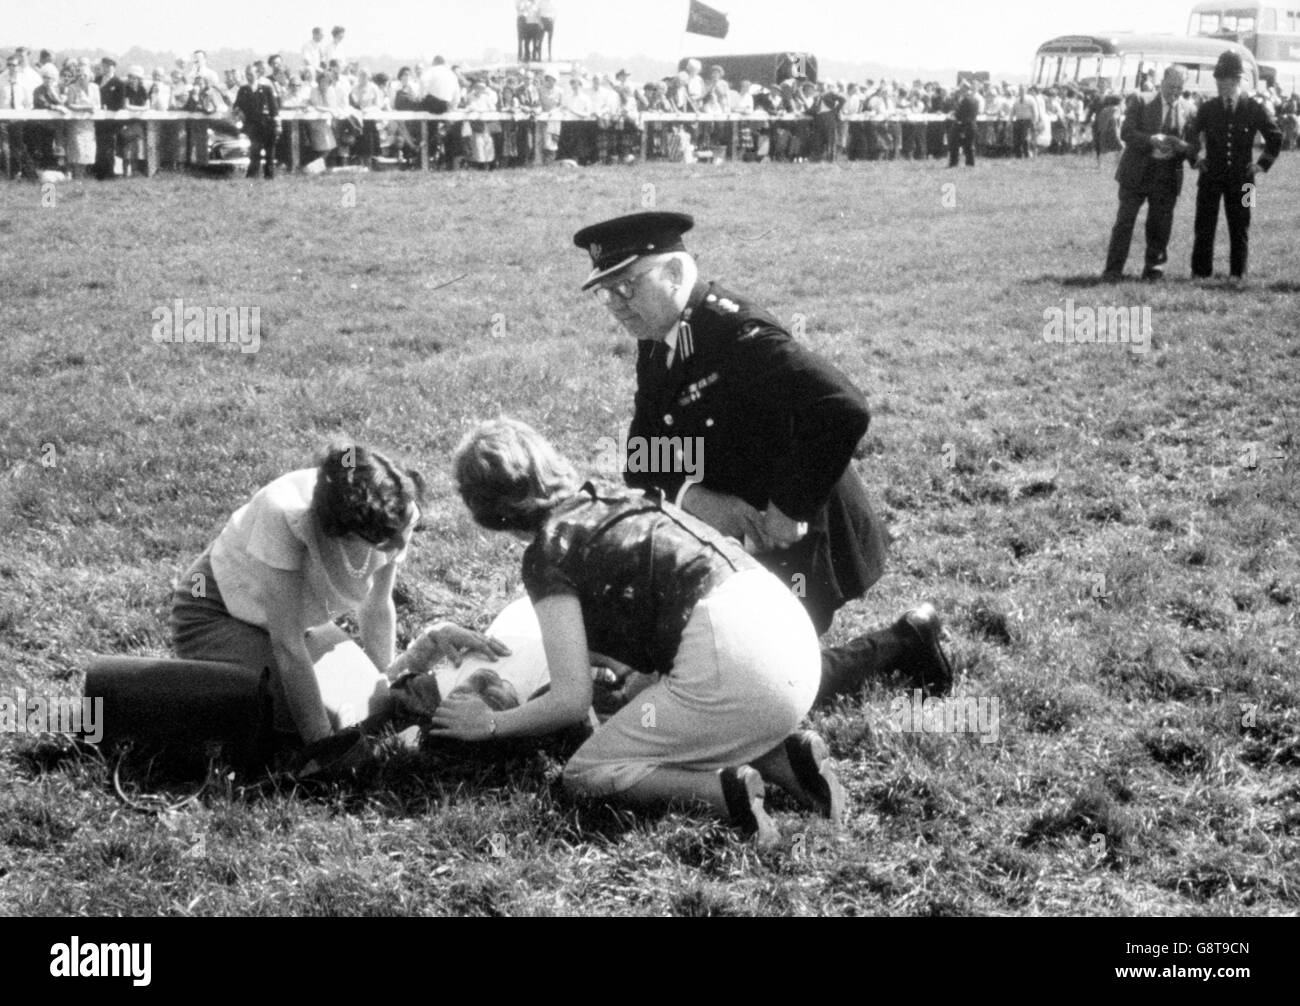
1187, 50, 1284, 282
572, 211, 955, 705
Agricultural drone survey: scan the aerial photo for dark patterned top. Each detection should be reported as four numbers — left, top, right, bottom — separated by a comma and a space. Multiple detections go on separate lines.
522, 483, 758, 676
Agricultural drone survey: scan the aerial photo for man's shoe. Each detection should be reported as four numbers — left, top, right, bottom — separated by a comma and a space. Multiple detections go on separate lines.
720, 765, 780, 847
1101, 270, 1125, 282
1141, 268, 1165, 281
898, 603, 955, 697
783, 731, 846, 824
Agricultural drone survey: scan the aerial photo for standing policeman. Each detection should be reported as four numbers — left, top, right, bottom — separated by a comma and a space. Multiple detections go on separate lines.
573, 211, 954, 705
1188, 50, 1283, 281
947, 81, 980, 168
234, 64, 281, 179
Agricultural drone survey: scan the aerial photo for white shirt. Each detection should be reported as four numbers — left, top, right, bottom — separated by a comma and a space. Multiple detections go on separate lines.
1, 77, 32, 109
421, 64, 461, 104
209, 469, 404, 629
563, 86, 593, 115
325, 39, 349, 68
302, 39, 326, 68
148, 81, 171, 111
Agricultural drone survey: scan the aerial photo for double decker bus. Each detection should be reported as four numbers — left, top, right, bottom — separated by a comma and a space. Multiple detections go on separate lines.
1188, 2, 1300, 92
1033, 32, 1258, 94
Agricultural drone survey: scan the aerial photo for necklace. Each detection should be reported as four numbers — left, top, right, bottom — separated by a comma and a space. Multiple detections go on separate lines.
338, 537, 373, 580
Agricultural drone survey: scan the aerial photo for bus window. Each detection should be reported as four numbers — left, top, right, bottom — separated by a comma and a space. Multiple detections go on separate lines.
1099, 55, 1122, 84
1260, 7, 1277, 30
1193, 13, 1221, 33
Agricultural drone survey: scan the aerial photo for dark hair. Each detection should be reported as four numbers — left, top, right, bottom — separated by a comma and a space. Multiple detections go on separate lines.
313, 445, 426, 543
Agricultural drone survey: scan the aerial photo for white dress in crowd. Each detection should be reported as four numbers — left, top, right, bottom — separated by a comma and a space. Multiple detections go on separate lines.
64, 78, 100, 165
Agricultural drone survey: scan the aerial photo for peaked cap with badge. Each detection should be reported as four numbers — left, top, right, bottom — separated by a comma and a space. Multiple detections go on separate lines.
573, 211, 694, 290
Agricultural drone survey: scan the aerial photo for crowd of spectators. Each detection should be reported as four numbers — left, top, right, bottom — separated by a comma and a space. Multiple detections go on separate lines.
3, 29, 1299, 178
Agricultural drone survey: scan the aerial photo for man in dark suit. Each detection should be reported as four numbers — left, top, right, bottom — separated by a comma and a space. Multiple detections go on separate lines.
1187, 50, 1284, 281
1102, 66, 1193, 281
948, 82, 980, 167
573, 212, 955, 705
233, 64, 281, 179
94, 57, 125, 180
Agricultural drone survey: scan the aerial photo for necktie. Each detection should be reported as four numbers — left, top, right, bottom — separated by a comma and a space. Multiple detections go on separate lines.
1225, 99, 1233, 116
1162, 100, 1172, 131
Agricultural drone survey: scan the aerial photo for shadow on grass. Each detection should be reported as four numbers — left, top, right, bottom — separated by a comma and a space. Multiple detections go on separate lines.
11, 723, 652, 841
1027, 274, 1300, 293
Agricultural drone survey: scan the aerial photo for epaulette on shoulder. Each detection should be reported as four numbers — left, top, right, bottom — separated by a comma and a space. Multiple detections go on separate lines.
703, 291, 742, 314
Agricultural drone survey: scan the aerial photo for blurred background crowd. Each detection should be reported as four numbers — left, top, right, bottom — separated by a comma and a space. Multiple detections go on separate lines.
2, 23, 1298, 178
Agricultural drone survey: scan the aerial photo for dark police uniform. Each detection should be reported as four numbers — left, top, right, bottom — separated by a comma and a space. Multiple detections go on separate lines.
948, 88, 979, 167
234, 77, 281, 179
573, 211, 951, 703
1187, 63, 1284, 278
623, 279, 887, 634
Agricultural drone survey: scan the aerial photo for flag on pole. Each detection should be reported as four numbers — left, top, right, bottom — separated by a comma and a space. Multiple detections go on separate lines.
686, 0, 729, 39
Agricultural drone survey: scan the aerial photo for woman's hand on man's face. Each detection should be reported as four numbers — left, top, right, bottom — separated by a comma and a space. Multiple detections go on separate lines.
428, 692, 494, 740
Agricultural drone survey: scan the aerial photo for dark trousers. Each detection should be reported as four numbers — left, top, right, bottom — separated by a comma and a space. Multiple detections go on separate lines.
948, 121, 975, 166
1192, 177, 1252, 278
541, 18, 554, 61
817, 626, 915, 706
246, 125, 276, 178
1013, 118, 1033, 158
1, 124, 33, 178
1105, 185, 1177, 276
94, 122, 117, 178
814, 112, 838, 161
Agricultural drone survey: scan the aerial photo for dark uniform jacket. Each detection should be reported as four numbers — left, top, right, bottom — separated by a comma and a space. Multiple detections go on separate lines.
234, 80, 280, 131
623, 279, 887, 633
954, 93, 980, 123
1115, 91, 1194, 196
1187, 95, 1283, 184
97, 75, 125, 112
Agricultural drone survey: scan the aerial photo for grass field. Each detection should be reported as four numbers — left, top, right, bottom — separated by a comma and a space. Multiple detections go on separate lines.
0, 154, 1297, 916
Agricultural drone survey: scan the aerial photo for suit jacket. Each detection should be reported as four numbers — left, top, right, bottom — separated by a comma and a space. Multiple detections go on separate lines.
624, 280, 888, 626
0, 79, 33, 110
1187, 94, 1284, 185
97, 75, 126, 112
234, 81, 280, 128
954, 94, 980, 124
1115, 92, 1193, 196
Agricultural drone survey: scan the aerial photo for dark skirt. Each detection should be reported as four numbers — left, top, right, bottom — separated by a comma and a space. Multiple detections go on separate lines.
171, 551, 293, 731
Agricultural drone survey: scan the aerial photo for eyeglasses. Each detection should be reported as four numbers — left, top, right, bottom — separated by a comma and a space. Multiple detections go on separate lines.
593, 268, 654, 304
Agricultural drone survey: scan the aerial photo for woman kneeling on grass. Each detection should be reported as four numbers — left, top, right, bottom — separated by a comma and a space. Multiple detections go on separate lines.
171, 444, 506, 751
431, 418, 845, 845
